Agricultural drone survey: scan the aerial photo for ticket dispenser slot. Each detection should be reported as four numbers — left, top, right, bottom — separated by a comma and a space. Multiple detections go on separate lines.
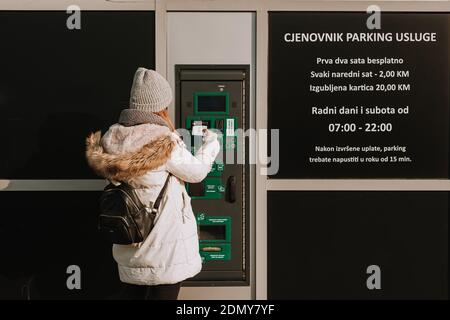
197, 214, 232, 262
176, 65, 250, 285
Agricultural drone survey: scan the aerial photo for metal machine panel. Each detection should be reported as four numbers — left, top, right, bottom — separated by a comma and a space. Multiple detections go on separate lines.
176, 65, 250, 285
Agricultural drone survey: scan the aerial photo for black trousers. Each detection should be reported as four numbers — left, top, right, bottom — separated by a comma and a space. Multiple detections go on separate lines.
116, 282, 182, 300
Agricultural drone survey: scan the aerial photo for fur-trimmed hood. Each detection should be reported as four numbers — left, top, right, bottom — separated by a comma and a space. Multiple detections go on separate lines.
85, 123, 176, 181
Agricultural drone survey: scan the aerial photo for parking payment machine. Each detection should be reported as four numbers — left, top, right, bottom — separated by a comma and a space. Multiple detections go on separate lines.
175, 65, 250, 284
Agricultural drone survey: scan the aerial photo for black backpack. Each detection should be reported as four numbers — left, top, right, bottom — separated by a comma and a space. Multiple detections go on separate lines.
98, 174, 171, 245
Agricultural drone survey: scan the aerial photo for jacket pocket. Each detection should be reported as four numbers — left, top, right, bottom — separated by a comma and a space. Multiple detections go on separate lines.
181, 191, 194, 224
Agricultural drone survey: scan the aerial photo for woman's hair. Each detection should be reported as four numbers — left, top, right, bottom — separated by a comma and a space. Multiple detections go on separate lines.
154, 108, 176, 132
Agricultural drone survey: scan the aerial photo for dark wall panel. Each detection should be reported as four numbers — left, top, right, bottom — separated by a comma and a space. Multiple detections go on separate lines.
0, 11, 155, 179
0, 191, 121, 300
268, 191, 448, 299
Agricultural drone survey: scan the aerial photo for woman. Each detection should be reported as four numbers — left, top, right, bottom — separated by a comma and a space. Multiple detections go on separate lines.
85, 67, 220, 300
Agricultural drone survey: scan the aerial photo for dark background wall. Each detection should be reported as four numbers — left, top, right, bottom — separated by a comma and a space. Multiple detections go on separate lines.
268, 191, 448, 299
0, 11, 155, 179
0, 11, 155, 299
0, 191, 116, 299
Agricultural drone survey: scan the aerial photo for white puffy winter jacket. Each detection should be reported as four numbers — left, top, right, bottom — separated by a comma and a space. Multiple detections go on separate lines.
86, 123, 220, 285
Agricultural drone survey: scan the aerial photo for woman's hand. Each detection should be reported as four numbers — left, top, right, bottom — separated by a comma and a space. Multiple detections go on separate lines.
202, 128, 218, 143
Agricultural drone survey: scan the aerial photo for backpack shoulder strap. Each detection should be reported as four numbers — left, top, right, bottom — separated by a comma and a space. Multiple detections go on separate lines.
153, 173, 172, 211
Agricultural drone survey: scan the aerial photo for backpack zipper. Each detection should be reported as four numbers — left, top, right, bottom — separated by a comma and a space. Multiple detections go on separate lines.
100, 214, 131, 228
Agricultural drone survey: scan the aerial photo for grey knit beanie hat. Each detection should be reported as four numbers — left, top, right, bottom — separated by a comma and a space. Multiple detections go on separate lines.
118, 68, 173, 127
129, 67, 172, 112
